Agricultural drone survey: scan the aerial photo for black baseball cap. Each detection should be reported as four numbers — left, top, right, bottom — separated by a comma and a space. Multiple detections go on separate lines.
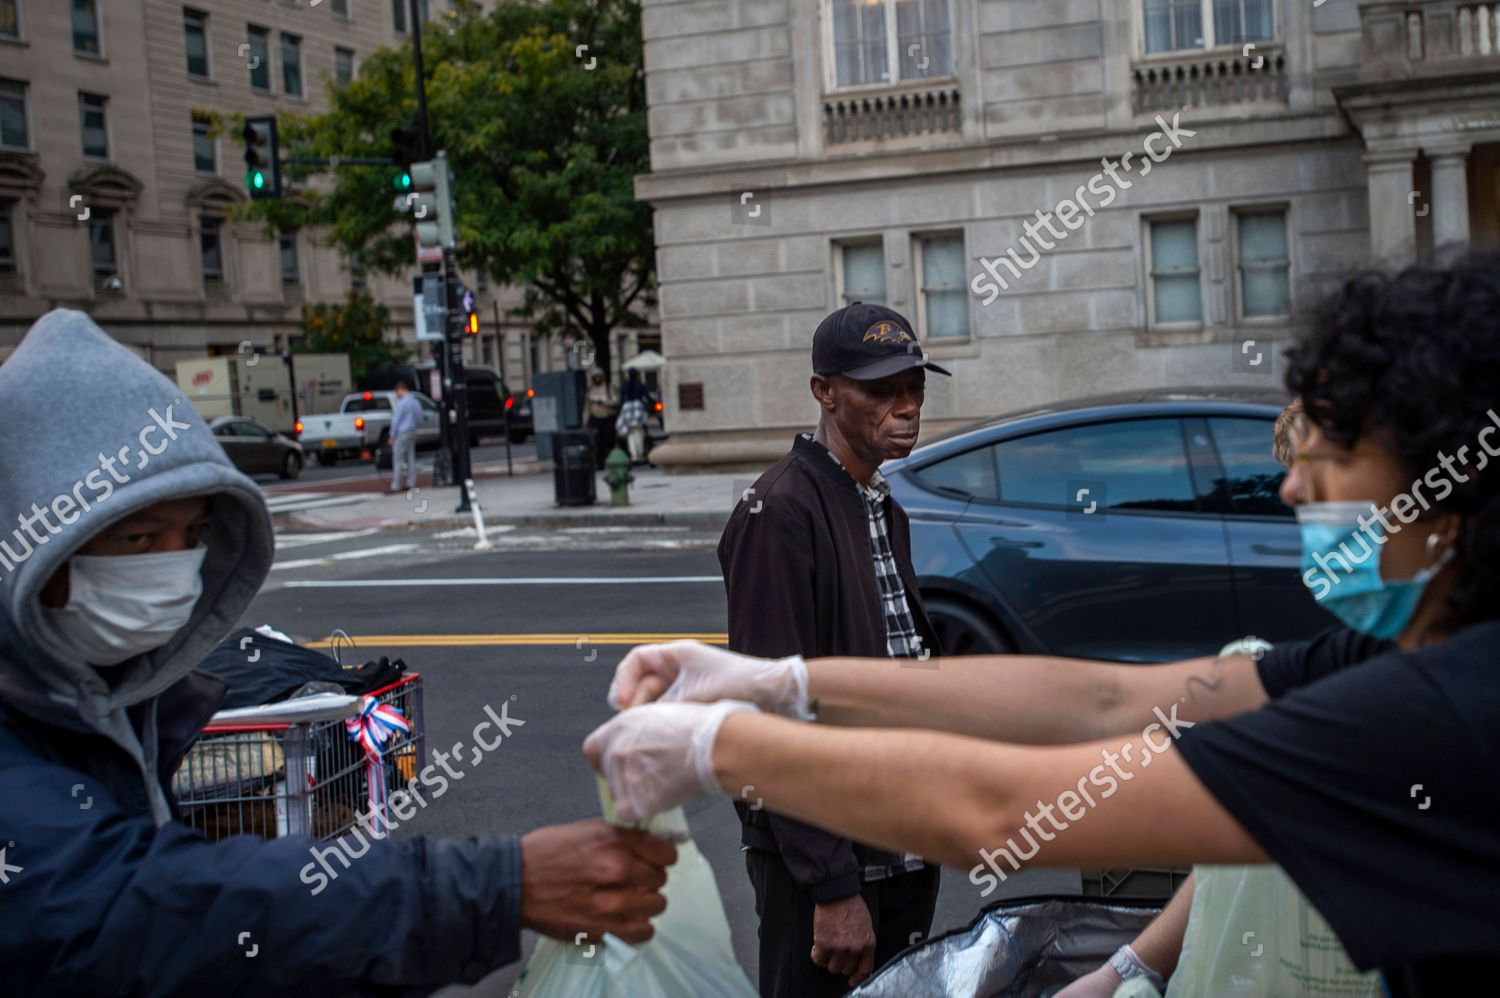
811, 302, 952, 380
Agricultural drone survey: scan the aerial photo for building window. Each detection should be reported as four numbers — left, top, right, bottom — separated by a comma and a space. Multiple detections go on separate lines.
72, 0, 101, 56
0, 200, 17, 274
1235, 209, 1290, 318
280, 232, 300, 284
915, 232, 969, 339
247, 26, 271, 91
200, 217, 224, 283
90, 209, 117, 278
1147, 217, 1201, 325
331, 0, 349, 17
0, 78, 27, 150
829, 0, 953, 89
837, 241, 886, 305
78, 92, 108, 159
281, 34, 302, 97
191, 114, 215, 173
392, 0, 406, 33
1142, 0, 1274, 54
334, 46, 355, 86
349, 251, 367, 289
1, 0, 21, 42
184, 8, 210, 78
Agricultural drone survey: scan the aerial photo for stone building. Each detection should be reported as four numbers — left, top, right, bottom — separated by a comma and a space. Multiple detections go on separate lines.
0, 0, 636, 387
636, 0, 1500, 468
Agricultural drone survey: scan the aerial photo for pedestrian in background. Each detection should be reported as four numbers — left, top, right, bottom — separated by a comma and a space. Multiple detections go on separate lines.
585, 369, 619, 470
715, 302, 951, 996
617, 374, 650, 464
389, 379, 422, 493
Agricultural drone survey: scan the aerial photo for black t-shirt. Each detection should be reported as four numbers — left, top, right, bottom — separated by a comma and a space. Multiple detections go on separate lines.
1176, 623, 1500, 997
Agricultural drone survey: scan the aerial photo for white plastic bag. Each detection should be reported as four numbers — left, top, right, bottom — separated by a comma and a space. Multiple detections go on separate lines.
1152, 865, 1380, 997
514, 781, 757, 998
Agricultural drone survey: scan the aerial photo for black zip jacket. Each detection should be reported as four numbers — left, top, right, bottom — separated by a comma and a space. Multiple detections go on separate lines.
717, 433, 940, 903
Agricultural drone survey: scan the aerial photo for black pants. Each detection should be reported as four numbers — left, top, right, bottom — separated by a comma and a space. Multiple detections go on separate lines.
588, 416, 616, 469
744, 849, 940, 998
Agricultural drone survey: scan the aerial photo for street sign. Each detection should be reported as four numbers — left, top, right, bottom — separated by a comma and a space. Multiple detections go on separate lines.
413, 274, 446, 342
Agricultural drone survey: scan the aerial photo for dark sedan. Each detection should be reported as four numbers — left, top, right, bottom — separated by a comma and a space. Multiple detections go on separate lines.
885, 388, 1329, 661
209, 416, 304, 480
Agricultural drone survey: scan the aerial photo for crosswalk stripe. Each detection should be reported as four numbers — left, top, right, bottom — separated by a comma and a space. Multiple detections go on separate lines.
263, 493, 378, 513
273, 528, 382, 550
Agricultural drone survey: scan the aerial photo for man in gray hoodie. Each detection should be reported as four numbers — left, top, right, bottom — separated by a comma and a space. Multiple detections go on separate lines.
0, 310, 675, 995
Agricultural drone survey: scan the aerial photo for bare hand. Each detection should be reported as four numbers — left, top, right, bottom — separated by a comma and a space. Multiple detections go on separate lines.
810, 893, 877, 987
519, 818, 677, 946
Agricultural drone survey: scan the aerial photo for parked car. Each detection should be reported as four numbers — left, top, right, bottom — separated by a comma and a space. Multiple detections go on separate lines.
209, 416, 304, 480
363, 365, 531, 445
293, 390, 441, 466
884, 387, 1329, 661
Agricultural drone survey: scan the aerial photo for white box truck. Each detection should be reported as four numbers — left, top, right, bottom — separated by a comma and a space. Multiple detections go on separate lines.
176, 354, 351, 435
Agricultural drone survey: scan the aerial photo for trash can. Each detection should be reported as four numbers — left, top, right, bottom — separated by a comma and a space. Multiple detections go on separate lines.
552, 430, 597, 507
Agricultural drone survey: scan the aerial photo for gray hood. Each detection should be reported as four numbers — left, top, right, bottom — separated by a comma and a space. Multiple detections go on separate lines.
0, 309, 274, 821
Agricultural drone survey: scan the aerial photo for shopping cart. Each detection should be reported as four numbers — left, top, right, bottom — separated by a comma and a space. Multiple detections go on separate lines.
173, 674, 426, 842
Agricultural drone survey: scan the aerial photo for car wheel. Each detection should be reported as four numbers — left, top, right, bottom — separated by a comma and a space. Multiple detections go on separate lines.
316, 452, 337, 467
925, 598, 1013, 655
508, 430, 528, 444
374, 444, 392, 471
279, 452, 302, 480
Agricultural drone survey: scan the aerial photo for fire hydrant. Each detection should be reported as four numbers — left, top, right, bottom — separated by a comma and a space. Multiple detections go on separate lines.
604, 445, 634, 506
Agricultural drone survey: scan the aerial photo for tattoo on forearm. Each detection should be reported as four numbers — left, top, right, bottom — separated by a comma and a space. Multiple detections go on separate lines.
1182, 655, 1233, 704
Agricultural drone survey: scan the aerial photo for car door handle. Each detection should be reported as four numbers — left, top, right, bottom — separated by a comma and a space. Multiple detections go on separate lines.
1251, 543, 1301, 557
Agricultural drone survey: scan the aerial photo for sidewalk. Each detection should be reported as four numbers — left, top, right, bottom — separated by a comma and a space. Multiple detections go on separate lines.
283, 463, 753, 532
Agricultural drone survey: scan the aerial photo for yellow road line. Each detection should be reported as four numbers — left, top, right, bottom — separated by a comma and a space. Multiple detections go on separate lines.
305, 633, 729, 648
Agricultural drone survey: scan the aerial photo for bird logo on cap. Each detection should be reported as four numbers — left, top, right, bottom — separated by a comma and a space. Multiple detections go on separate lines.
863, 320, 913, 345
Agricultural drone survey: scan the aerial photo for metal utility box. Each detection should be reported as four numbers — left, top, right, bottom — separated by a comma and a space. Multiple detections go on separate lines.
531, 370, 585, 461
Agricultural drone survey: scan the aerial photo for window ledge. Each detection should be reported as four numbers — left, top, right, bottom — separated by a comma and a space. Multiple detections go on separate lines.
188, 75, 217, 86
824, 85, 962, 145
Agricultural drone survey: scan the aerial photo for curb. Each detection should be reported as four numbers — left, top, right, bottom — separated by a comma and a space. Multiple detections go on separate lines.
280, 508, 730, 532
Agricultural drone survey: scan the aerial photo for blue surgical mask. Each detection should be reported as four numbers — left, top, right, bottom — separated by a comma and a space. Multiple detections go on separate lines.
1296, 502, 1453, 640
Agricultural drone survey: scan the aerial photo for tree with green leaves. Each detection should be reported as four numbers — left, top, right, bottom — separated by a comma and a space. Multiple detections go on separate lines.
298, 291, 411, 385
247, 0, 653, 377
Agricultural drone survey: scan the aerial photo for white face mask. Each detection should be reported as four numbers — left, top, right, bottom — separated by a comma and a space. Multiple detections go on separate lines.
44, 546, 208, 666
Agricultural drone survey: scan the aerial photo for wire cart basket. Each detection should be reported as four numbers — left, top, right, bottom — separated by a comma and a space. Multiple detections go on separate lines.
173, 674, 426, 842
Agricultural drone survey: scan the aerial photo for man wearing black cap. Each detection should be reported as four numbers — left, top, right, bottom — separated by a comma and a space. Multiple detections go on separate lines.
718, 302, 948, 996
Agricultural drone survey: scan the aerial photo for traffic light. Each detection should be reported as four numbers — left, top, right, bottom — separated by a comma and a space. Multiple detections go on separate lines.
391, 121, 420, 191
409, 155, 456, 251
466, 309, 479, 335
242, 116, 281, 199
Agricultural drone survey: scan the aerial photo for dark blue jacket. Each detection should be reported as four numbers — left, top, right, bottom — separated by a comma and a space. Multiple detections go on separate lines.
0, 311, 522, 996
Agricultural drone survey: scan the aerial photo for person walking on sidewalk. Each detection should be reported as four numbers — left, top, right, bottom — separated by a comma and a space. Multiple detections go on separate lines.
388, 380, 422, 493
716, 302, 951, 996
618, 371, 651, 465
586, 369, 620, 470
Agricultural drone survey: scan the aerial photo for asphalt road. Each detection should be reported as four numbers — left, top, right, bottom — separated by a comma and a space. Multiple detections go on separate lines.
240, 525, 1079, 995
270, 439, 541, 489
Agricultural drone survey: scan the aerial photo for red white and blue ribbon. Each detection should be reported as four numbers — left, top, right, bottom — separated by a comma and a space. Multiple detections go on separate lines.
345, 697, 409, 838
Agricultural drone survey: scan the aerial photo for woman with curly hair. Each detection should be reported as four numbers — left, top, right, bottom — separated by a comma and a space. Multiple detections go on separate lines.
588, 251, 1500, 997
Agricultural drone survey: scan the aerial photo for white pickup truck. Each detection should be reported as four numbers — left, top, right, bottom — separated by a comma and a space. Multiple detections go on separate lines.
295, 390, 441, 466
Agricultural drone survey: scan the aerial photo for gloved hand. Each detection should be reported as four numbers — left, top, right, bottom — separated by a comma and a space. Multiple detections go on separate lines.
583, 700, 761, 823
607, 640, 813, 720
1053, 963, 1124, 998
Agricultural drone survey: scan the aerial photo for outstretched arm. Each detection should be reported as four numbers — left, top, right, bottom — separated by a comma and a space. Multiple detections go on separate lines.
586, 705, 1266, 871
611, 641, 1269, 744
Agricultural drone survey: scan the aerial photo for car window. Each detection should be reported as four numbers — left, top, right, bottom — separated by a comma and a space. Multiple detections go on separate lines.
912, 446, 999, 501
1206, 417, 1293, 518
419, 396, 438, 412
993, 418, 1198, 513
213, 423, 235, 438
241, 423, 271, 440
344, 397, 393, 412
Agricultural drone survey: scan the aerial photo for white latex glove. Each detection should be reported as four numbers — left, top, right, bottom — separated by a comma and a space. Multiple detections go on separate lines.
606, 640, 812, 720
584, 700, 760, 823
1053, 963, 1125, 998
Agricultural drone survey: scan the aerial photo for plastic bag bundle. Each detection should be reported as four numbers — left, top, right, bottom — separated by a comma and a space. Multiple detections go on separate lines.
513, 781, 757, 998
1159, 865, 1380, 997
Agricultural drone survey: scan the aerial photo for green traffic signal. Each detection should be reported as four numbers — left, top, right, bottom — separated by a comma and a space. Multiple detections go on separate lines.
394, 171, 412, 191
247, 170, 266, 191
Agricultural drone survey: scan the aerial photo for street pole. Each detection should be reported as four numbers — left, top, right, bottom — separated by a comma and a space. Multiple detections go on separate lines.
409, 0, 431, 160
446, 250, 474, 512
493, 297, 513, 477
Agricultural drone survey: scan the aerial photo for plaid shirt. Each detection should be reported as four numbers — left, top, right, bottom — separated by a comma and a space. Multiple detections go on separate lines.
804, 434, 928, 878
